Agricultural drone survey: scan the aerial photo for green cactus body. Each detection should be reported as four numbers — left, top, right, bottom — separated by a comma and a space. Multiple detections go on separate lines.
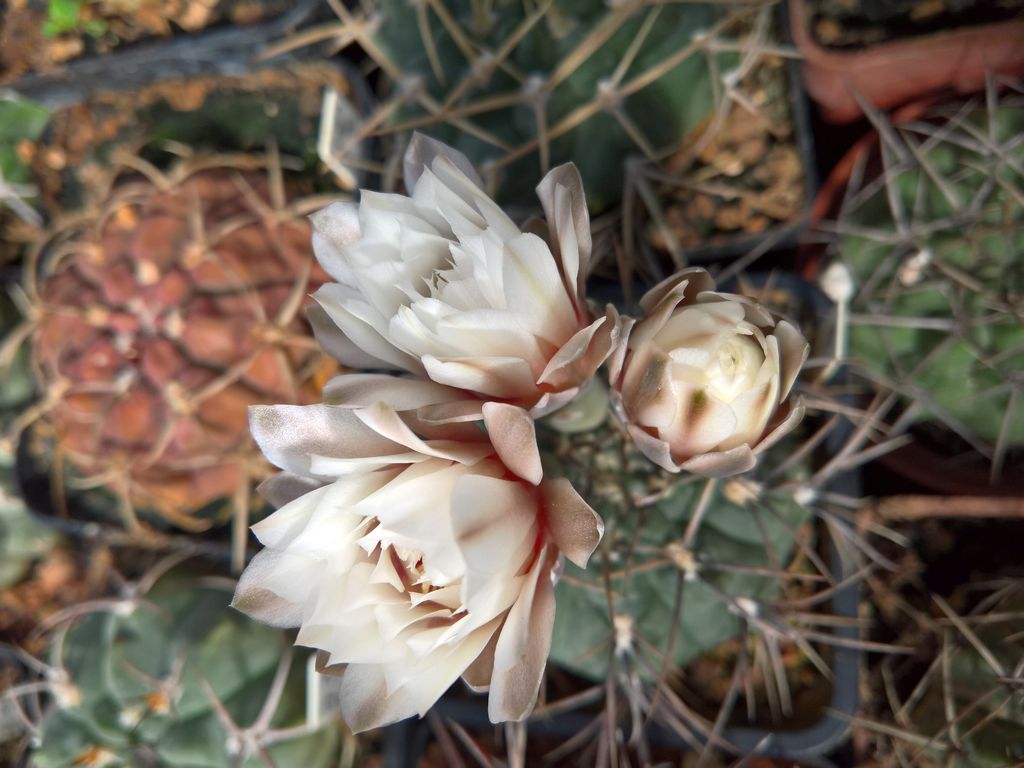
842, 96, 1024, 448
0, 95, 50, 226
30, 574, 339, 767
542, 419, 814, 681
368, 0, 751, 212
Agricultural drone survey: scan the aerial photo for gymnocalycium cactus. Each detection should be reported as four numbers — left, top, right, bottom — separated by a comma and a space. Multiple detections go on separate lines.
544, 408, 817, 691
362, 0, 775, 212
11, 563, 340, 767
837, 87, 1024, 466
531, 274, 849, 731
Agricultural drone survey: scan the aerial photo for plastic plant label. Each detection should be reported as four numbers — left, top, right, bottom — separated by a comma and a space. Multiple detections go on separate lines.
306, 652, 346, 728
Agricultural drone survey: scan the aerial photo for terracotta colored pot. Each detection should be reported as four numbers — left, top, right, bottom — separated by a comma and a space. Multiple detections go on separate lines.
876, 441, 1024, 497
789, 0, 1024, 123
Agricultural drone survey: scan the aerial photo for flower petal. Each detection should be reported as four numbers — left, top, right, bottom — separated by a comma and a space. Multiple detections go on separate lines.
775, 319, 809, 400
664, 390, 738, 458
481, 402, 543, 485
752, 397, 806, 455
621, 346, 676, 430
487, 548, 557, 723
538, 305, 620, 395
310, 201, 361, 284
339, 614, 501, 732
322, 373, 468, 410
503, 233, 578, 344
249, 403, 402, 478
627, 425, 682, 473
528, 388, 581, 419
638, 267, 714, 314
423, 354, 538, 400
257, 472, 324, 509
354, 401, 491, 465
450, 474, 538, 619
404, 132, 485, 192
461, 629, 499, 693
606, 315, 636, 386
536, 163, 590, 309
306, 303, 391, 371
314, 284, 425, 375
539, 478, 603, 568
231, 548, 309, 627
677, 445, 758, 477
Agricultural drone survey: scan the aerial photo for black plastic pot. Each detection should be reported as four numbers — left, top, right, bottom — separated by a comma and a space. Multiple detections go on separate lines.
8, 6, 374, 214
6, 0, 324, 109
380, 274, 859, 767
635, 2, 819, 270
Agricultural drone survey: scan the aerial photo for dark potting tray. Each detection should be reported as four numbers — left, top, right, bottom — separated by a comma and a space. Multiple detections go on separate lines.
5, 0, 325, 110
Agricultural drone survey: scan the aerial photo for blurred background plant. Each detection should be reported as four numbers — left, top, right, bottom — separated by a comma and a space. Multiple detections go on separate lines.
0, 93, 50, 232
826, 81, 1024, 486
42, 0, 108, 39
3, 153, 337, 574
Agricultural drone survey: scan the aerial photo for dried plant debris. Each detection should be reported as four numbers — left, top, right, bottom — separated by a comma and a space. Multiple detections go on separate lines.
0, 0, 294, 80
808, 0, 1024, 50
647, 52, 804, 259
27, 64, 351, 214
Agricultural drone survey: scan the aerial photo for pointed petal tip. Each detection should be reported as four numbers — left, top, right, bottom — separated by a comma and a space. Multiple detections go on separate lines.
481, 401, 543, 485
540, 478, 604, 568
403, 132, 484, 191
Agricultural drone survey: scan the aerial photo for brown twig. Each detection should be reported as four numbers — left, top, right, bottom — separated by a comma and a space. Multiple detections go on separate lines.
875, 495, 1024, 522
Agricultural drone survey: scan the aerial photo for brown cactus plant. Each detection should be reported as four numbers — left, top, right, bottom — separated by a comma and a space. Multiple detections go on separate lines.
12, 155, 336, 548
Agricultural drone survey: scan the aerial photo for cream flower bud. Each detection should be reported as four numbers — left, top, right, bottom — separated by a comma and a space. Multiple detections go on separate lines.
307, 133, 620, 416
609, 268, 809, 476
234, 374, 603, 731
